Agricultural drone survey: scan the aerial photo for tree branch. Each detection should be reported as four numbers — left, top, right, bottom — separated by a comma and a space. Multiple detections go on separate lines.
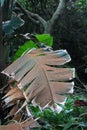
16, 1, 38, 24
27, 11, 47, 27
16, 1, 47, 27
16, 0, 70, 34
50, 0, 67, 26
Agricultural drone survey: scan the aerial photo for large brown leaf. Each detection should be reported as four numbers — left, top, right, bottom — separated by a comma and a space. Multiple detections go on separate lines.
2, 48, 75, 111
0, 118, 39, 130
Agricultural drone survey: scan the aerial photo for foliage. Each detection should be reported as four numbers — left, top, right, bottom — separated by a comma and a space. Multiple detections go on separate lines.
14, 34, 53, 60
0, 0, 87, 129
2, 0, 87, 84
53, 0, 87, 83
0, 0, 25, 67
14, 40, 38, 60
15, 0, 87, 84
2, 0, 24, 36
36, 34, 53, 47
30, 91, 87, 130
1, 46, 75, 129
3, 16, 24, 35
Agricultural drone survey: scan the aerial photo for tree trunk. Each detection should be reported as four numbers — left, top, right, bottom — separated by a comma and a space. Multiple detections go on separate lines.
44, 0, 67, 34
0, 5, 6, 87
16, 0, 68, 35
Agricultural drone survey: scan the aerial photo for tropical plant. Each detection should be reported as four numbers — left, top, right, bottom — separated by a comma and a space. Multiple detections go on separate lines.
29, 91, 87, 130
0, 47, 75, 129
0, 118, 39, 130
16, 0, 87, 84
2, 0, 24, 35
0, 0, 24, 85
3, 16, 24, 35
14, 34, 53, 60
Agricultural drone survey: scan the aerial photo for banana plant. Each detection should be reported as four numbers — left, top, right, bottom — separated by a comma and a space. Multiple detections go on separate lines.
0, 0, 24, 74
0, 47, 75, 130
2, 0, 24, 35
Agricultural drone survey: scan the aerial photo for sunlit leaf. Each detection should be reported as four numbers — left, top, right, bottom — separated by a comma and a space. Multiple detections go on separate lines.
35, 34, 53, 47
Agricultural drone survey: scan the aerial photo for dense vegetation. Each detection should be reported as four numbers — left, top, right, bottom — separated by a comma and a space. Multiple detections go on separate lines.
0, 0, 87, 129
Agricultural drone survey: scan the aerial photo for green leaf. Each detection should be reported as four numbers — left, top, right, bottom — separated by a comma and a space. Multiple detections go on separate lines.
14, 34, 53, 60
63, 118, 75, 130
35, 34, 53, 47
2, 16, 24, 35
14, 40, 38, 60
